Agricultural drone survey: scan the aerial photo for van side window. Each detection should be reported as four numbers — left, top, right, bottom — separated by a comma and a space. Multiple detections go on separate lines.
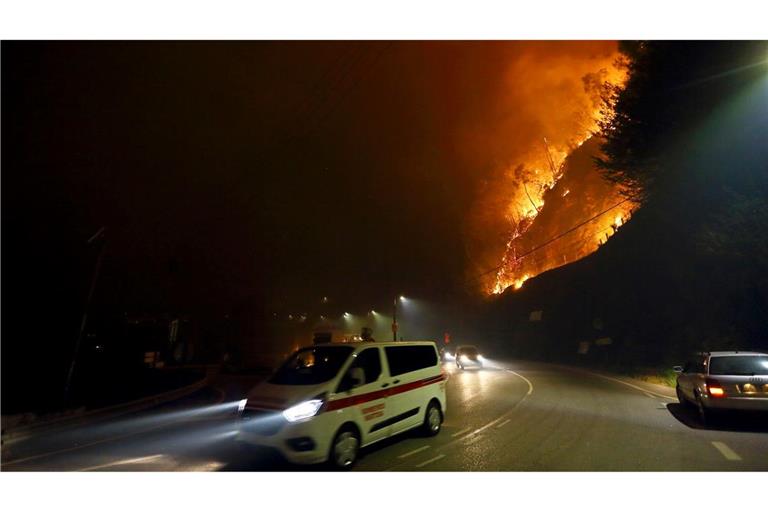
350, 348, 382, 384
385, 346, 438, 377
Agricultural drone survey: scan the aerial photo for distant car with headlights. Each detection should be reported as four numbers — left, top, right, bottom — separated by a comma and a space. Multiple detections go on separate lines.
236, 341, 447, 469
674, 351, 768, 424
455, 345, 483, 370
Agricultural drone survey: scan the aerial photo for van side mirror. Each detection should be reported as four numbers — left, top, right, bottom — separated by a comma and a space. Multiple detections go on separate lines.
673, 366, 683, 374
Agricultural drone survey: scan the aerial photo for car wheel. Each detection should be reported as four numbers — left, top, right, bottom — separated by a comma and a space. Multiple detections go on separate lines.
422, 401, 442, 436
695, 392, 709, 426
676, 385, 688, 407
329, 426, 359, 470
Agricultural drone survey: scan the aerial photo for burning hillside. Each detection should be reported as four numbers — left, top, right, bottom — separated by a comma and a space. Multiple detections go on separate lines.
491, 136, 637, 294
461, 42, 637, 295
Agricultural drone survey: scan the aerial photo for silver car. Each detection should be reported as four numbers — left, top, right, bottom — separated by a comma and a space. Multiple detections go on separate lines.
674, 351, 768, 424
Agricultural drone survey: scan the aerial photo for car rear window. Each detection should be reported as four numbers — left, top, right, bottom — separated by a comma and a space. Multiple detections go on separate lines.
385, 345, 438, 377
709, 355, 768, 376
269, 346, 354, 385
459, 346, 479, 356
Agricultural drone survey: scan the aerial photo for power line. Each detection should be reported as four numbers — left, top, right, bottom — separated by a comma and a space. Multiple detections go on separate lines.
466, 195, 638, 287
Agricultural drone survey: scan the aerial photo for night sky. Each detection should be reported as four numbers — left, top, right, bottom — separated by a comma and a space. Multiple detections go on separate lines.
5, 43, 475, 314
2, 41, 622, 375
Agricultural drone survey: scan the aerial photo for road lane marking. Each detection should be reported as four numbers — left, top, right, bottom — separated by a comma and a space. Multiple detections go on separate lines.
397, 445, 431, 459
506, 369, 534, 395
79, 454, 166, 472
464, 435, 484, 445
711, 441, 742, 461
384, 368, 533, 471
449, 370, 533, 441
2, 387, 231, 468
580, 370, 676, 400
496, 419, 511, 428
414, 454, 445, 468
1, 415, 222, 468
451, 427, 471, 438
644, 392, 656, 399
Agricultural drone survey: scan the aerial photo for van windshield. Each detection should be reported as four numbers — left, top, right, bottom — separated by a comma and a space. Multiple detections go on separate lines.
269, 346, 354, 385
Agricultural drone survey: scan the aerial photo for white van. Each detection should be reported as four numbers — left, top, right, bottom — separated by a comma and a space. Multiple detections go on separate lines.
236, 341, 446, 468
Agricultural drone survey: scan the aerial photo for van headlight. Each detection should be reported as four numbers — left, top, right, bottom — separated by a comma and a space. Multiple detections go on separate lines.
282, 399, 324, 422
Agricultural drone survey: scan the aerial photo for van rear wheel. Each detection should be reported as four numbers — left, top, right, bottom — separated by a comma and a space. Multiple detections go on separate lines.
422, 401, 442, 436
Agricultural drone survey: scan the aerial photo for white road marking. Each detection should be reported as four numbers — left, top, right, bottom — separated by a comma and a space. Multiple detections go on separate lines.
711, 441, 742, 461
384, 368, 533, 471
644, 392, 656, 399
451, 427, 471, 438
79, 454, 166, 472
2, 389, 229, 468
397, 445, 431, 459
464, 434, 484, 445
414, 454, 445, 468
496, 419, 511, 428
581, 370, 676, 400
2, 415, 220, 468
506, 370, 534, 395
451, 370, 533, 440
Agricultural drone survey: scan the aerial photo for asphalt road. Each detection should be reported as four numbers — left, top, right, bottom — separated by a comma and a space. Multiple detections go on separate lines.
3, 360, 767, 471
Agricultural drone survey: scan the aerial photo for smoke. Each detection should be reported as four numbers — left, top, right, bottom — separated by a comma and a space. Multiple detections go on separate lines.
457, 41, 631, 293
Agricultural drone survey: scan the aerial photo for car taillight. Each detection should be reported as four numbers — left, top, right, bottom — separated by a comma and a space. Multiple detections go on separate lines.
706, 378, 726, 398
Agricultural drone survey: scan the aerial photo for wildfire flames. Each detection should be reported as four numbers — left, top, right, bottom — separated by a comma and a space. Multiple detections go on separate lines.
462, 42, 638, 295
490, 136, 638, 294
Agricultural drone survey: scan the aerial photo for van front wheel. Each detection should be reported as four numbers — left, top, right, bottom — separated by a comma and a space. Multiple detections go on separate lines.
422, 401, 442, 436
329, 426, 359, 470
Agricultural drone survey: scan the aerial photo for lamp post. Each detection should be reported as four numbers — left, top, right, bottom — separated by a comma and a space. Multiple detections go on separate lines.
64, 226, 106, 406
392, 295, 406, 341
392, 297, 398, 341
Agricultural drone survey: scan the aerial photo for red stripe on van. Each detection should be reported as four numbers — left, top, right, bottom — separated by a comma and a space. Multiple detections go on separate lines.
325, 374, 445, 412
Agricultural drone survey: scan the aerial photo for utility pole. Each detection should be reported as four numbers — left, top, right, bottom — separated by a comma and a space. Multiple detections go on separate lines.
63, 227, 106, 406
392, 296, 398, 341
